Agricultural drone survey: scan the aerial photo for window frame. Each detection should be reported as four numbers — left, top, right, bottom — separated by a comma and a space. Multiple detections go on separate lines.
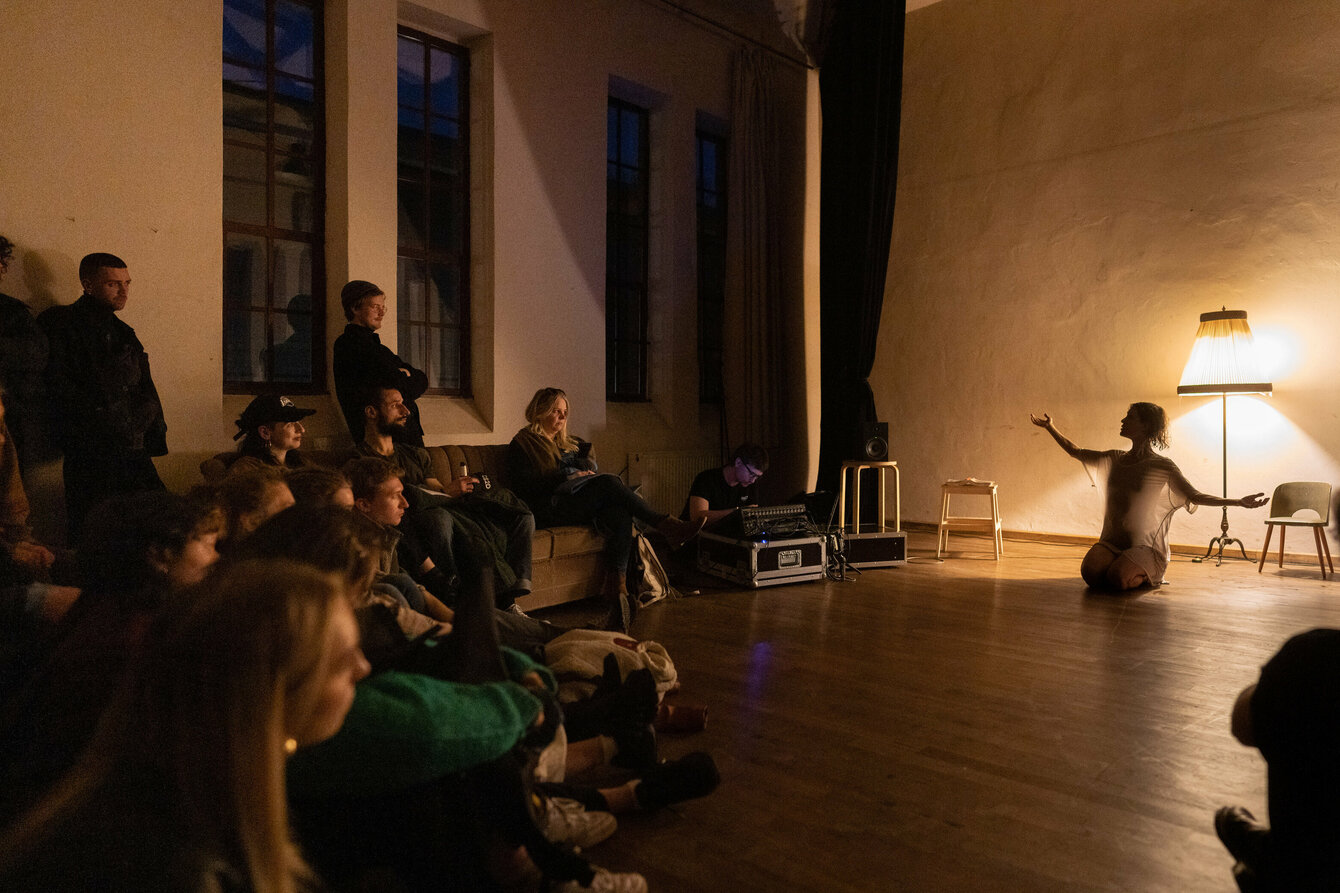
222, 0, 326, 395
395, 25, 472, 398
606, 96, 651, 402
695, 127, 728, 405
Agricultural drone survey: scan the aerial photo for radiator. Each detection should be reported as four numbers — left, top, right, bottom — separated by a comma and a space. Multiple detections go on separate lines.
627, 449, 719, 517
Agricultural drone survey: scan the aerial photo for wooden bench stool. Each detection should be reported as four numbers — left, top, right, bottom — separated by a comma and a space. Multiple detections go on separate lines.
937, 478, 1002, 559
837, 460, 900, 533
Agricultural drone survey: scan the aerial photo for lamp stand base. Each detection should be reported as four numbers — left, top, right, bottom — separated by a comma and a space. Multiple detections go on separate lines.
1191, 534, 1251, 566
1191, 507, 1250, 567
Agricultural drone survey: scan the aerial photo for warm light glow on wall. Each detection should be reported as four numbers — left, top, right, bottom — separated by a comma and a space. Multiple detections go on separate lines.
1248, 324, 1299, 382
1176, 396, 1288, 461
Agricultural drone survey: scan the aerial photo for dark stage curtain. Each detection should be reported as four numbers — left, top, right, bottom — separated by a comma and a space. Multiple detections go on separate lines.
815, 0, 904, 517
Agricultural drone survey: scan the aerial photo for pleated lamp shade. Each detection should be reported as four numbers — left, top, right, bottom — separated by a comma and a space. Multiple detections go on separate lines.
1177, 309, 1272, 396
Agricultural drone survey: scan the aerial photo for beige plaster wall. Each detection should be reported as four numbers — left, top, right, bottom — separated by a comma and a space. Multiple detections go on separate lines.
883, 0, 1340, 549
1, 0, 810, 518
0, 0, 223, 517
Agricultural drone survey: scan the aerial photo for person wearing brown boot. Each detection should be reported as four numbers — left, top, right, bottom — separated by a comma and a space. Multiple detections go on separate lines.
506, 388, 706, 632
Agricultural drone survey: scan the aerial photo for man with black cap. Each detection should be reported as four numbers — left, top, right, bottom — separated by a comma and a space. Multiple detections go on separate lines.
332, 280, 427, 447
229, 394, 318, 474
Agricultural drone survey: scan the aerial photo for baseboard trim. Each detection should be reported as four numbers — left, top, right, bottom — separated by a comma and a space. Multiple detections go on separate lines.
900, 520, 1330, 566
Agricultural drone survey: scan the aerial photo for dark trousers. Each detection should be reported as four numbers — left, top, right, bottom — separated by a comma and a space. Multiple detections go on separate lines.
61, 449, 165, 544
550, 474, 664, 574
458, 495, 536, 597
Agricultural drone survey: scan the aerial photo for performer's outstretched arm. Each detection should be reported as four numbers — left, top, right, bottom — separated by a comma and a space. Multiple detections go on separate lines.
1030, 412, 1084, 459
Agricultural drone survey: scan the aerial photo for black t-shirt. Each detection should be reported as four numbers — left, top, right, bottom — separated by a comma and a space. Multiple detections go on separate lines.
680, 467, 757, 521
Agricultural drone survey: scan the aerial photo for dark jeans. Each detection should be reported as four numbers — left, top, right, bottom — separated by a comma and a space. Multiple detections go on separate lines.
62, 449, 164, 544
457, 495, 535, 596
550, 474, 665, 574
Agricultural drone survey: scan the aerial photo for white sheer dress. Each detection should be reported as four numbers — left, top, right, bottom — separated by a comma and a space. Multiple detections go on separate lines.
1078, 449, 1197, 585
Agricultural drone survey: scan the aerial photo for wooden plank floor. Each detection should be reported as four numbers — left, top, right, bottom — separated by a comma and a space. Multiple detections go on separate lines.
536, 532, 1340, 892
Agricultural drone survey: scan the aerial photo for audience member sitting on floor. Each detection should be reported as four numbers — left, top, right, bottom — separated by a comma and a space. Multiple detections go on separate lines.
206, 465, 296, 552
231, 503, 450, 653
345, 456, 559, 657
1216, 628, 1340, 892
0, 559, 369, 893
285, 533, 648, 893
0, 402, 79, 707
229, 393, 318, 473
680, 442, 769, 529
354, 385, 537, 612
0, 400, 58, 588
506, 387, 704, 632
0, 491, 222, 824
1030, 404, 1267, 590
286, 465, 356, 509
333, 279, 428, 446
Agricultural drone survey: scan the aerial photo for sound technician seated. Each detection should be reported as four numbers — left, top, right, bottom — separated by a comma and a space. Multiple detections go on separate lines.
680, 443, 768, 532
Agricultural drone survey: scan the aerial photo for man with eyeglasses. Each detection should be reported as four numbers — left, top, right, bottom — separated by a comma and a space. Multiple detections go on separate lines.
680, 443, 769, 530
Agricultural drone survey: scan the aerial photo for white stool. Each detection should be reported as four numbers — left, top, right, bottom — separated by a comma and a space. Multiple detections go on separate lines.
937, 478, 1002, 559
837, 460, 900, 533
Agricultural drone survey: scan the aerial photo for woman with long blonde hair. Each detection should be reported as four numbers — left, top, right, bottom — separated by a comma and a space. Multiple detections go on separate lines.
506, 387, 703, 631
0, 559, 369, 892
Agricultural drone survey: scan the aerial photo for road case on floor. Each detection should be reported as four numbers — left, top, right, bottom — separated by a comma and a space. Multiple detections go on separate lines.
842, 528, 907, 568
696, 531, 827, 588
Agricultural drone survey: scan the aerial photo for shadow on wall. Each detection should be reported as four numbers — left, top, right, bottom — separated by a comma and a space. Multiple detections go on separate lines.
20, 250, 70, 315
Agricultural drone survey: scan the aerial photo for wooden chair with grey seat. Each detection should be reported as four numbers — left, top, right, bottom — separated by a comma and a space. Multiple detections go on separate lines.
1257, 481, 1334, 580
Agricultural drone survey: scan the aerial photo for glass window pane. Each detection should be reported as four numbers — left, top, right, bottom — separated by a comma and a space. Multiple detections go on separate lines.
274, 76, 316, 145
620, 108, 641, 161
397, 257, 428, 322
398, 320, 427, 373
224, 0, 267, 67
224, 144, 268, 226
398, 36, 425, 109
430, 326, 461, 390
398, 112, 426, 177
224, 72, 268, 146
275, 147, 315, 232
274, 0, 315, 78
268, 291, 313, 383
699, 139, 717, 190
619, 231, 645, 282
398, 179, 426, 251
618, 290, 642, 343
224, 234, 267, 309
225, 307, 267, 382
428, 263, 460, 325
429, 47, 460, 117
272, 239, 312, 309
607, 105, 618, 163
429, 179, 463, 252
429, 117, 461, 175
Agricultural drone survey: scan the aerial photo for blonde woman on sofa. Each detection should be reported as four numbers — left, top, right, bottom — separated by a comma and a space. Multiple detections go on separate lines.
505, 387, 703, 631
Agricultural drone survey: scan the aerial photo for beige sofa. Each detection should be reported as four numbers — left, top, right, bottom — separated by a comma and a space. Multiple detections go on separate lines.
424, 443, 606, 610
202, 442, 606, 611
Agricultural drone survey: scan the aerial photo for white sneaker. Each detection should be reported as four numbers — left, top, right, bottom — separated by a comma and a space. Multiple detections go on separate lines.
543, 797, 618, 848
553, 867, 648, 893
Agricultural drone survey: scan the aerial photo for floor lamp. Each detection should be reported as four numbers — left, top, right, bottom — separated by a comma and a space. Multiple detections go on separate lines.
1176, 308, 1272, 566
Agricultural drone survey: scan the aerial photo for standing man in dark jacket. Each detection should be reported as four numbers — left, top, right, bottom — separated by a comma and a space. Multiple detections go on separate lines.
332, 279, 428, 446
38, 253, 166, 541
